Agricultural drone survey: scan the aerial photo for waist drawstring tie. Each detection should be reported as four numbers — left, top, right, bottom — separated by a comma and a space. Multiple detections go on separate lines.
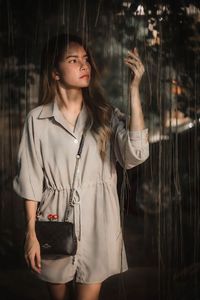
67, 188, 81, 265
72, 189, 81, 242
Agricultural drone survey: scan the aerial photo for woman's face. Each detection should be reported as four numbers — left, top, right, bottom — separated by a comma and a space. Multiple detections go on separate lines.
55, 42, 91, 89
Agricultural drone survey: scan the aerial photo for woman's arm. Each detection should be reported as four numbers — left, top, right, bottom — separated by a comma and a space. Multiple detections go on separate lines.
25, 200, 37, 236
124, 48, 146, 131
111, 48, 149, 169
129, 87, 145, 130
24, 199, 41, 274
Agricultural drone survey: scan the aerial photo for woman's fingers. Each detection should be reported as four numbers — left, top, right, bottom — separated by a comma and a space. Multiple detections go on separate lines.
124, 58, 144, 70
128, 48, 140, 60
125, 56, 141, 67
124, 47, 145, 76
124, 48, 145, 87
133, 47, 140, 57
29, 255, 40, 273
124, 49, 144, 71
24, 236, 41, 273
35, 250, 42, 270
24, 253, 30, 268
27, 251, 41, 273
124, 62, 140, 75
124, 60, 145, 76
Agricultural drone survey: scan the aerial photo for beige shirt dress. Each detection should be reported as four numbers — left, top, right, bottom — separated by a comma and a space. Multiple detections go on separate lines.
13, 98, 149, 284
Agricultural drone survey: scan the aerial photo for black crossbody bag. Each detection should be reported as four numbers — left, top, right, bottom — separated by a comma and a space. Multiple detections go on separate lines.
34, 131, 86, 256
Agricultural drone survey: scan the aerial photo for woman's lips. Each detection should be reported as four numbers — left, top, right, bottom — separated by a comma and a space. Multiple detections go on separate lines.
80, 75, 89, 79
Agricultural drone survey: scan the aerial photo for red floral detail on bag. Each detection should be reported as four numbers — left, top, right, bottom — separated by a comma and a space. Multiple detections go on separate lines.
52, 214, 58, 220
47, 214, 58, 221
48, 214, 53, 220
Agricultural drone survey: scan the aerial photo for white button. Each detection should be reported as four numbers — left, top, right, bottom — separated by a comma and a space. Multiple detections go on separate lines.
74, 139, 78, 144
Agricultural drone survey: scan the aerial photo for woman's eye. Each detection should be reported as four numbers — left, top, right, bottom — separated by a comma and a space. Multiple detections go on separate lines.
69, 59, 77, 63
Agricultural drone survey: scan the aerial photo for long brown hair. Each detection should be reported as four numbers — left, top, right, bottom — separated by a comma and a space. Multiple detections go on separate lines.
38, 33, 113, 160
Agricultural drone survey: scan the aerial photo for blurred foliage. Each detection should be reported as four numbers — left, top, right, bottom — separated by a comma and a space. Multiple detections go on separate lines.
0, 0, 199, 116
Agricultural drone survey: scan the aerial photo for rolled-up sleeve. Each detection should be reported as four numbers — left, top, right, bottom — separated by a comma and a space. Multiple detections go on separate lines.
13, 113, 44, 202
112, 108, 149, 169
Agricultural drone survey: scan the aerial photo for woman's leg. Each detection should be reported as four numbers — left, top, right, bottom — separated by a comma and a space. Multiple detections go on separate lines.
75, 283, 102, 300
46, 282, 69, 300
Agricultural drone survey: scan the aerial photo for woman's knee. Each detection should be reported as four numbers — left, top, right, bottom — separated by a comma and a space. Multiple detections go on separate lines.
75, 282, 102, 300
46, 282, 69, 300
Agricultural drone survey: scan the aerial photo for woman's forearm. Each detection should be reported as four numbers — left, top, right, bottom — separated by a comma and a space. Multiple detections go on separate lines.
24, 199, 41, 273
124, 48, 146, 131
129, 87, 145, 131
24, 200, 37, 237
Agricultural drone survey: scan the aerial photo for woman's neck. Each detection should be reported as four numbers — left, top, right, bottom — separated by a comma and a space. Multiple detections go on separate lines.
56, 86, 83, 113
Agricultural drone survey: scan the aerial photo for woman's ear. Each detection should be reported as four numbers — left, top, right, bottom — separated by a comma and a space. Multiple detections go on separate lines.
52, 70, 60, 81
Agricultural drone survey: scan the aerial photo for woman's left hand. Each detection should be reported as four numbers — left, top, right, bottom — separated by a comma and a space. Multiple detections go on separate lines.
124, 48, 145, 89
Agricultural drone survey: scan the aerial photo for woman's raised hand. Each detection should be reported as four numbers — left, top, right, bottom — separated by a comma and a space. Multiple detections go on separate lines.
24, 232, 41, 274
124, 48, 145, 89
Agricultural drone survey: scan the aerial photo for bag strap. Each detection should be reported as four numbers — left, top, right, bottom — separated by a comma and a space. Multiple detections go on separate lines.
64, 130, 86, 221
36, 130, 86, 221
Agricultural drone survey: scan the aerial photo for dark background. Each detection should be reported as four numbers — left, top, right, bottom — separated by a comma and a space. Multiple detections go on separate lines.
0, 0, 199, 299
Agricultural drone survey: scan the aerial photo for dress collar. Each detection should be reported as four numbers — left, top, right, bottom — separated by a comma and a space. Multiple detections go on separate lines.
38, 98, 88, 137
38, 101, 54, 119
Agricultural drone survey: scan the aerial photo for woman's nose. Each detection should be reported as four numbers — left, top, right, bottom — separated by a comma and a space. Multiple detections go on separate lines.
80, 64, 87, 71
80, 61, 89, 70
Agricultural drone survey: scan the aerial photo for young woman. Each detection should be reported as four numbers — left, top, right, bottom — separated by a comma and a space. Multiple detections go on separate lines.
13, 34, 149, 300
